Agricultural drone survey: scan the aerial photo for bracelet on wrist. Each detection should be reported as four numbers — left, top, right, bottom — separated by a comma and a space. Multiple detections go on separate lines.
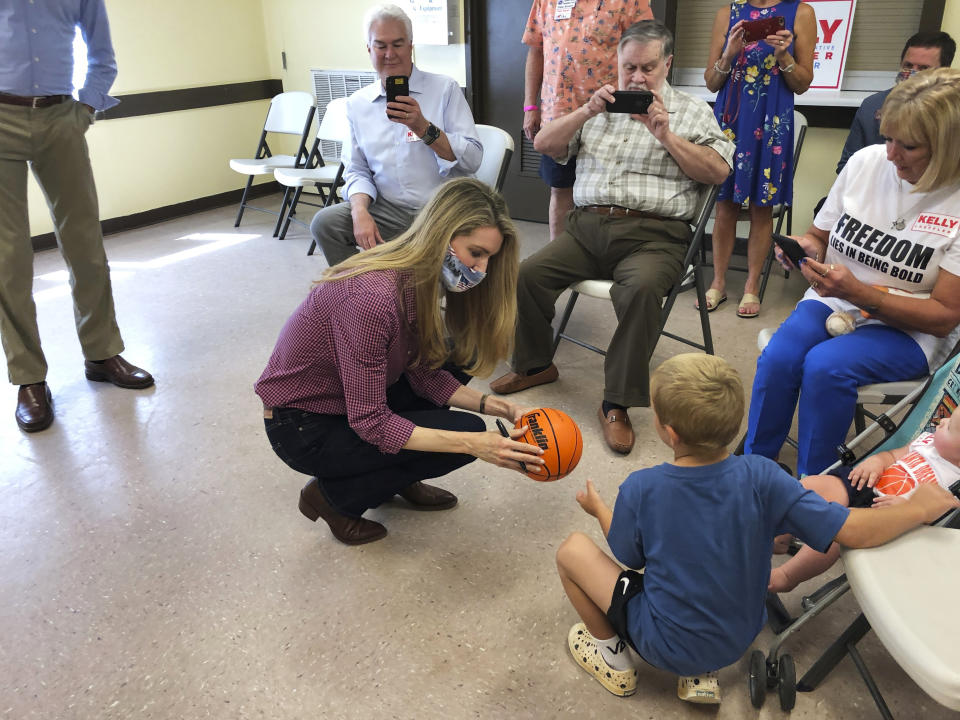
713, 59, 732, 75
479, 393, 489, 414
523, 104, 538, 112
778, 61, 796, 73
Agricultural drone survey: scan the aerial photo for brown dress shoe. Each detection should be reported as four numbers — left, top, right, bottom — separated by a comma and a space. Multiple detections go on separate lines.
84, 355, 154, 389
298, 478, 387, 545
489, 363, 559, 395
397, 481, 457, 510
598, 406, 634, 454
16, 382, 54, 433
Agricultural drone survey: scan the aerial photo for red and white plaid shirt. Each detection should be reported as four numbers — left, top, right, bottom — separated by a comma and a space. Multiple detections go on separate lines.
255, 270, 462, 454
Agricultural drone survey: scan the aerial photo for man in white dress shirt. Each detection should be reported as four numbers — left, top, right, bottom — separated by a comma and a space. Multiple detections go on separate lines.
310, 3, 482, 266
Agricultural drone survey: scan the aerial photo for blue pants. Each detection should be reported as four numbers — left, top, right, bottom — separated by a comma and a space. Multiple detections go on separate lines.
745, 300, 928, 476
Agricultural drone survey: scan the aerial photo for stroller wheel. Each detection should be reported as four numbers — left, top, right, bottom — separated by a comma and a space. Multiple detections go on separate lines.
748, 650, 767, 708
778, 654, 797, 711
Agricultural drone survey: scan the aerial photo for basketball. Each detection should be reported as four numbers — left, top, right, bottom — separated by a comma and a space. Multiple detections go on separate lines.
874, 465, 915, 496
515, 408, 583, 482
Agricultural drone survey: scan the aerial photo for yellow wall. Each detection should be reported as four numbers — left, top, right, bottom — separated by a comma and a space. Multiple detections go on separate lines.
28, 0, 272, 235
259, 0, 467, 95
945, 3, 960, 67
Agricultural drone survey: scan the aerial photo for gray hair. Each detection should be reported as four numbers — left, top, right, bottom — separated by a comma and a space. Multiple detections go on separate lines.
619, 20, 674, 60
363, 4, 413, 44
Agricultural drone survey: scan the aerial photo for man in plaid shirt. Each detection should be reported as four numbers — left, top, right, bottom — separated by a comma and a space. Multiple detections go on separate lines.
491, 21, 733, 455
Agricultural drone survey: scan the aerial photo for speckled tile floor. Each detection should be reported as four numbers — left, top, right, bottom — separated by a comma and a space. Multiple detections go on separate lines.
2, 198, 953, 719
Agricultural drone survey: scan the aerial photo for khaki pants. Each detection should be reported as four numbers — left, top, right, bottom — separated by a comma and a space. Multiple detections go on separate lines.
309, 196, 417, 267
512, 209, 689, 408
0, 99, 123, 385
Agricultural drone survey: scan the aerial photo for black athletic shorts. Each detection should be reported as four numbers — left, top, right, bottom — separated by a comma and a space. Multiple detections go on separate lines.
605, 568, 646, 656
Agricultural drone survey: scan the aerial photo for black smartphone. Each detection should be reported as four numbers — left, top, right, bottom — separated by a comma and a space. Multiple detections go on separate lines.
605, 90, 654, 115
772, 233, 809, 267
385, 75, 409, 104
742, 15, 786, 44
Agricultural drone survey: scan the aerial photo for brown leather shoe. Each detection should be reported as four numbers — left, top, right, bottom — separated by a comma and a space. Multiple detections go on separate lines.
16, 382, 54, 433
397, 481, 457, 510
84, 355, 154, 389
298, 478, 387, 545
489, 363, 559, 395
598, 406, 634, 454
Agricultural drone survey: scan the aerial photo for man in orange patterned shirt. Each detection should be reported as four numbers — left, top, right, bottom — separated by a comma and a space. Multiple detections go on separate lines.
522, 0, 653, 241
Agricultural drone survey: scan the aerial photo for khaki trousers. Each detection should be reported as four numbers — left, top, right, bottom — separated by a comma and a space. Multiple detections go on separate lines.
0, 100, 123, 385
513, 209, 689, 408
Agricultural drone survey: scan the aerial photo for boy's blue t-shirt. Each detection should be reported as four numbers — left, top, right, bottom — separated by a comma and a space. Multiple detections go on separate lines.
605, 454, 849, 676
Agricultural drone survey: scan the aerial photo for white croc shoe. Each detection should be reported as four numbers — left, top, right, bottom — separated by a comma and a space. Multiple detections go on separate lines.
677, 671, 721, 704
567, 623, 637, 697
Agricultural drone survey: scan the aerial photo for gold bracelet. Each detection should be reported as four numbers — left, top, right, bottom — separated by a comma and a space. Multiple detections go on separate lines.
778, 61, 796, 73
713, 59, 732, 75
479, 393, 489, 414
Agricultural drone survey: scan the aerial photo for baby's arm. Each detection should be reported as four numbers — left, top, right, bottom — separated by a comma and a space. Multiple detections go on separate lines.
576, 479, 613, 537
848, 445, 910, 490
835, 483, 959, 548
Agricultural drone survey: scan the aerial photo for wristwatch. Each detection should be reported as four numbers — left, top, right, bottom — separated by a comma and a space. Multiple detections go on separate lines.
421, 122, 441, 146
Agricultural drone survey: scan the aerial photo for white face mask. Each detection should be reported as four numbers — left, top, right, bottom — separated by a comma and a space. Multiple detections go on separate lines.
440, 245, 486, 292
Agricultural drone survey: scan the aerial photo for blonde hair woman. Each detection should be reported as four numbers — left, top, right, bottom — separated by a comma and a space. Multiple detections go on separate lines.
745, 68, 960, 477
256, 179, 543, 545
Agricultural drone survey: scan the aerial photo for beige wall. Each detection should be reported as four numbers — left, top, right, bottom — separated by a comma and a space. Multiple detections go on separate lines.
28, 2, 957, 237
29, 0, 272, 235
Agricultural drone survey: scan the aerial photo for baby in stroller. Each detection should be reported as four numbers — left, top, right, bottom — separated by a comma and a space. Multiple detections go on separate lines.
769, 412, 960, 593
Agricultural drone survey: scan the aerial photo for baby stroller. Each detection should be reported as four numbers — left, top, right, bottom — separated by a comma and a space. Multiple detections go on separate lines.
749, 352, 960, 714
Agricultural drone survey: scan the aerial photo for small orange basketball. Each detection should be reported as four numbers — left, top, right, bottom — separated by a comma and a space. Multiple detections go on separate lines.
515, 408, 583, 482
874, 465, 915, 496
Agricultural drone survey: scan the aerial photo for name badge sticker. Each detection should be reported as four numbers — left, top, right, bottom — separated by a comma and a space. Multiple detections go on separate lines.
405, 129, 420, 143
554, 0, 576, 20
911, 213, 960, 239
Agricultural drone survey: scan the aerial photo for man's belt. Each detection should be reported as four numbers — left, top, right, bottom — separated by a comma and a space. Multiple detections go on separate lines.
581, 205, 673, 222
0, 92, 71, 108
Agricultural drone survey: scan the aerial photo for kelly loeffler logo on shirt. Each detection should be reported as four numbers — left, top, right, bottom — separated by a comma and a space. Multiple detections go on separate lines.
911, 213, 960, 239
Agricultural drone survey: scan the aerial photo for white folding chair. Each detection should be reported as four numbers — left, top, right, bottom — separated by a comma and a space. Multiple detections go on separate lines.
229, 91, 315, 230
474, 124, 514, 192
552, 184, 722, 358
273, 98, 352, 248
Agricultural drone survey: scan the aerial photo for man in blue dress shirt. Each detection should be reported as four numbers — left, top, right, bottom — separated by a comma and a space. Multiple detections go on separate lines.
310, 3, 482, 267
0, 0, 153, 433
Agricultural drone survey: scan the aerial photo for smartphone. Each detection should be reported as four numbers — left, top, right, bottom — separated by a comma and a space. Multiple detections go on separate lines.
772, 233, 809, 267
385, 75, 409, 104
742, 15, 785, 44
605, 90, 654, 115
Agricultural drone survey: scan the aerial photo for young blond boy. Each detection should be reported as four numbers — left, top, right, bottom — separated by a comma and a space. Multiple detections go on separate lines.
556, 354, 959, 702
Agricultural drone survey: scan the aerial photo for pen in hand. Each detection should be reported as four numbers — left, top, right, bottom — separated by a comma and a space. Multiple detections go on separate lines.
496, 418, 527, 473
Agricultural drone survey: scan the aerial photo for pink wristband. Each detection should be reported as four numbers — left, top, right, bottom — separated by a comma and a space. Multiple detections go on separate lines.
523, 104, 538, 112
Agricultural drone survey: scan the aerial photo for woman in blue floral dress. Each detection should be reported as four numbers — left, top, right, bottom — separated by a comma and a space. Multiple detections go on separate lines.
704, 0, 816, 317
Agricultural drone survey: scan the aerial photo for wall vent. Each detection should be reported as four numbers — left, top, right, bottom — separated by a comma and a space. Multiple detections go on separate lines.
310, 69, 378, 157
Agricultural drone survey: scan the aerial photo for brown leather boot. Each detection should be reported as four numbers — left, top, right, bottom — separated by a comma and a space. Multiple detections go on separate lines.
298, 478, 387, 545
397, 481, 457, 510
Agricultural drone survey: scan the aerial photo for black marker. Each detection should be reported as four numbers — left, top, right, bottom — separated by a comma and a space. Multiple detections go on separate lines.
496, 418, 527, 473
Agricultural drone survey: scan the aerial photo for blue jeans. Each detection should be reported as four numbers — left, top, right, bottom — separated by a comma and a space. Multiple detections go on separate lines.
744, 299, 928, 476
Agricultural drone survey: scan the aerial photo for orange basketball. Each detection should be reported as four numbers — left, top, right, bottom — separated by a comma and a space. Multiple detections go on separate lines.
874, 465, 915, 496
515, 408, 583, 482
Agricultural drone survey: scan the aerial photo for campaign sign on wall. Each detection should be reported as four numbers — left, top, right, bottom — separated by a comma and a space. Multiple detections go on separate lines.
807, 0, 857, 90
400, 0, 450, 46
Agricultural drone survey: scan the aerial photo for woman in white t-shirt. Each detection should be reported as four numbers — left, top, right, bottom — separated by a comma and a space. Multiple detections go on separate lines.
744, 68, 960, 476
